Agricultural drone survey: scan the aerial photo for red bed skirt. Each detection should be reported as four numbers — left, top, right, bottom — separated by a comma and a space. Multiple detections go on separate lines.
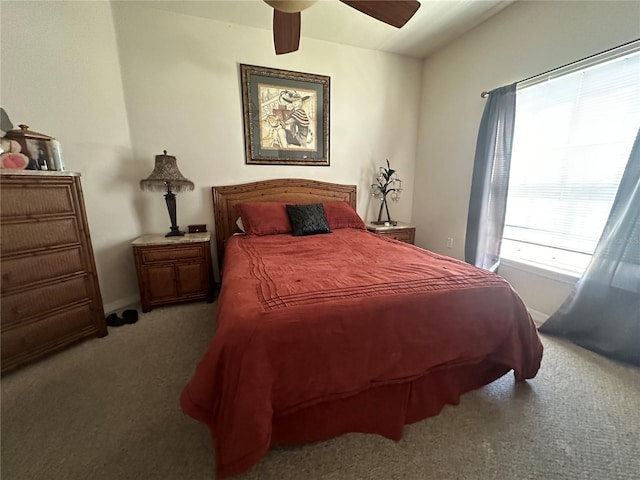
205, 360, 511, 478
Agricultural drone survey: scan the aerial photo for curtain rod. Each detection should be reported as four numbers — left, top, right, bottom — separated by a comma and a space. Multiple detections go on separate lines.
480, 39, 640, 98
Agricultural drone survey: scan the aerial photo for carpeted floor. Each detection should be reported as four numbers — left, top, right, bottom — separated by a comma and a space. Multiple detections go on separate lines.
2, 301, 639, 480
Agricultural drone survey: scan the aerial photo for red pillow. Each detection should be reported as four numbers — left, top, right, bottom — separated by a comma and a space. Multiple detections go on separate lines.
323, 201, 366, 230
236, 202, 291, 236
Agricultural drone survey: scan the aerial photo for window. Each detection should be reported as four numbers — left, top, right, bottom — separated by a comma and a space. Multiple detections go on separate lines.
501, 46, 640, 276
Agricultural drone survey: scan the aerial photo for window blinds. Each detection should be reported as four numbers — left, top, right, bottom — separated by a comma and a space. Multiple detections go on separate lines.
502, 48, 640, 273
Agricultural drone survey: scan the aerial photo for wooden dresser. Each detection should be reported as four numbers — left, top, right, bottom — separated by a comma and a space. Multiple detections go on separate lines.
0, 171, 106, 375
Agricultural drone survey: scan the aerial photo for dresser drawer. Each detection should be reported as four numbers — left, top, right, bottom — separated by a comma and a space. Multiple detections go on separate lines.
1, 303, 96, 367
0, 183, 76, 218
1, 218, 80, 255
1, 275, 90, 327
1, 247, 85, 293
140, 245, 205, 263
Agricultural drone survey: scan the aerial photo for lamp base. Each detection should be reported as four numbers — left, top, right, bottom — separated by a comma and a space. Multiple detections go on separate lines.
165, 227, 186, 237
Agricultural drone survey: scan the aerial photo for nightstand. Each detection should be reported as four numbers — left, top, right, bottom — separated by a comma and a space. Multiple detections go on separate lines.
132, 232, 214, 312
366, 222, 416, 245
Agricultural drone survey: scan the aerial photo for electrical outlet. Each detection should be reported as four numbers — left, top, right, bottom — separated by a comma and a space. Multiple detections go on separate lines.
446, 237, 454, 249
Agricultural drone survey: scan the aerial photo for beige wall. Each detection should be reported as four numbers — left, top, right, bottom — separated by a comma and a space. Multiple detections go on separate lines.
3, 0, 637, 315
1, 1, 422, 311
1, 1, 139, 311
413, 0, 640, 317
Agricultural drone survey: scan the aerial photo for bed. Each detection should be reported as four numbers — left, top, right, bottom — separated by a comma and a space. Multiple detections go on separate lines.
181, 178, 543, 479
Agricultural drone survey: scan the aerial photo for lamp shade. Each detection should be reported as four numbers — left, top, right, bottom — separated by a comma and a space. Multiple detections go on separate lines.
140, 150, 194, 193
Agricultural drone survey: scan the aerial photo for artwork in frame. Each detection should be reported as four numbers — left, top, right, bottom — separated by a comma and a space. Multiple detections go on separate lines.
240, 64, 330, 166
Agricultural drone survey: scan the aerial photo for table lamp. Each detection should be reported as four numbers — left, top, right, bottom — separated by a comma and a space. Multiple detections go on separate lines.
140, 150, 194, 237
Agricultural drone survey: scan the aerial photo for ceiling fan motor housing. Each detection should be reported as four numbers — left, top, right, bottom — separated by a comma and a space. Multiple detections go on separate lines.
264, 0, 318, 13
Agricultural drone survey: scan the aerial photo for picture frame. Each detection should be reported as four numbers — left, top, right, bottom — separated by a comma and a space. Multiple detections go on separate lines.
24, 138, 54, 170
240, 64, 330, 166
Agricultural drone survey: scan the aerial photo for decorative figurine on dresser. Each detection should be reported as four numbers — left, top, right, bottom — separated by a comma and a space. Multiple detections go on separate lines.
0, 170, 107, 375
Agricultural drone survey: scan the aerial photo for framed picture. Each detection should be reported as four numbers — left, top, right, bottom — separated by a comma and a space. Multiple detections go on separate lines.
24, 138, 53, 170
240, 64, 330, 166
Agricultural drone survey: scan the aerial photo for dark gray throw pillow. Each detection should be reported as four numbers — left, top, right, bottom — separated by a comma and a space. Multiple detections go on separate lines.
286, 203, 331, 236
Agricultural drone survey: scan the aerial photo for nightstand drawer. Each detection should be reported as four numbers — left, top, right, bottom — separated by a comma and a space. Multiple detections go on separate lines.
379, 230, 415, 244
141, 245, 204, 263
366, 222, 416, 245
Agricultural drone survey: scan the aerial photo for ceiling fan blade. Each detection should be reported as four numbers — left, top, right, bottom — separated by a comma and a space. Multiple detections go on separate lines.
273, 10, 301, 54
339, 1, 420, 28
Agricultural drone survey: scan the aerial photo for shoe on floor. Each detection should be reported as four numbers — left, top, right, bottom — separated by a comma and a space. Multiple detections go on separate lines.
106, 313, 126, 327
122, 309, 139, 324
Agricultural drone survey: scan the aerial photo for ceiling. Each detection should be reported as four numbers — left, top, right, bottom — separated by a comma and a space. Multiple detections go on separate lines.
145, 0, 514, 59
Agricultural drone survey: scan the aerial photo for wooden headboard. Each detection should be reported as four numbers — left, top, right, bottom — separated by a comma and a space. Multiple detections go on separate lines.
212, 178, 357, 268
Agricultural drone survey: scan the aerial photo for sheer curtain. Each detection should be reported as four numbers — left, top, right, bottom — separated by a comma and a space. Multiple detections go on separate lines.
465, 83, 517, 271
539, 127, 640, 366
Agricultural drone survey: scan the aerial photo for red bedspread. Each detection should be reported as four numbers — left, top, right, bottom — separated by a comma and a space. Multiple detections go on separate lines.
181, 229, 543, 478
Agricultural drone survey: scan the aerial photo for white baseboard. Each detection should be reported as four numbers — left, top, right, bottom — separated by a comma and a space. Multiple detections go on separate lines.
103, 295, 140, 315
528, 308, 549, 327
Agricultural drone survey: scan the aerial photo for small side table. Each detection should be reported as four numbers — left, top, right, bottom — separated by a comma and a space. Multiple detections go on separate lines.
132, 232, 214, 312
366, 222, 416, 245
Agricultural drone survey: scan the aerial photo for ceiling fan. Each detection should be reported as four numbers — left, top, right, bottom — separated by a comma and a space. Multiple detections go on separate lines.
264, 0, 421, 55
